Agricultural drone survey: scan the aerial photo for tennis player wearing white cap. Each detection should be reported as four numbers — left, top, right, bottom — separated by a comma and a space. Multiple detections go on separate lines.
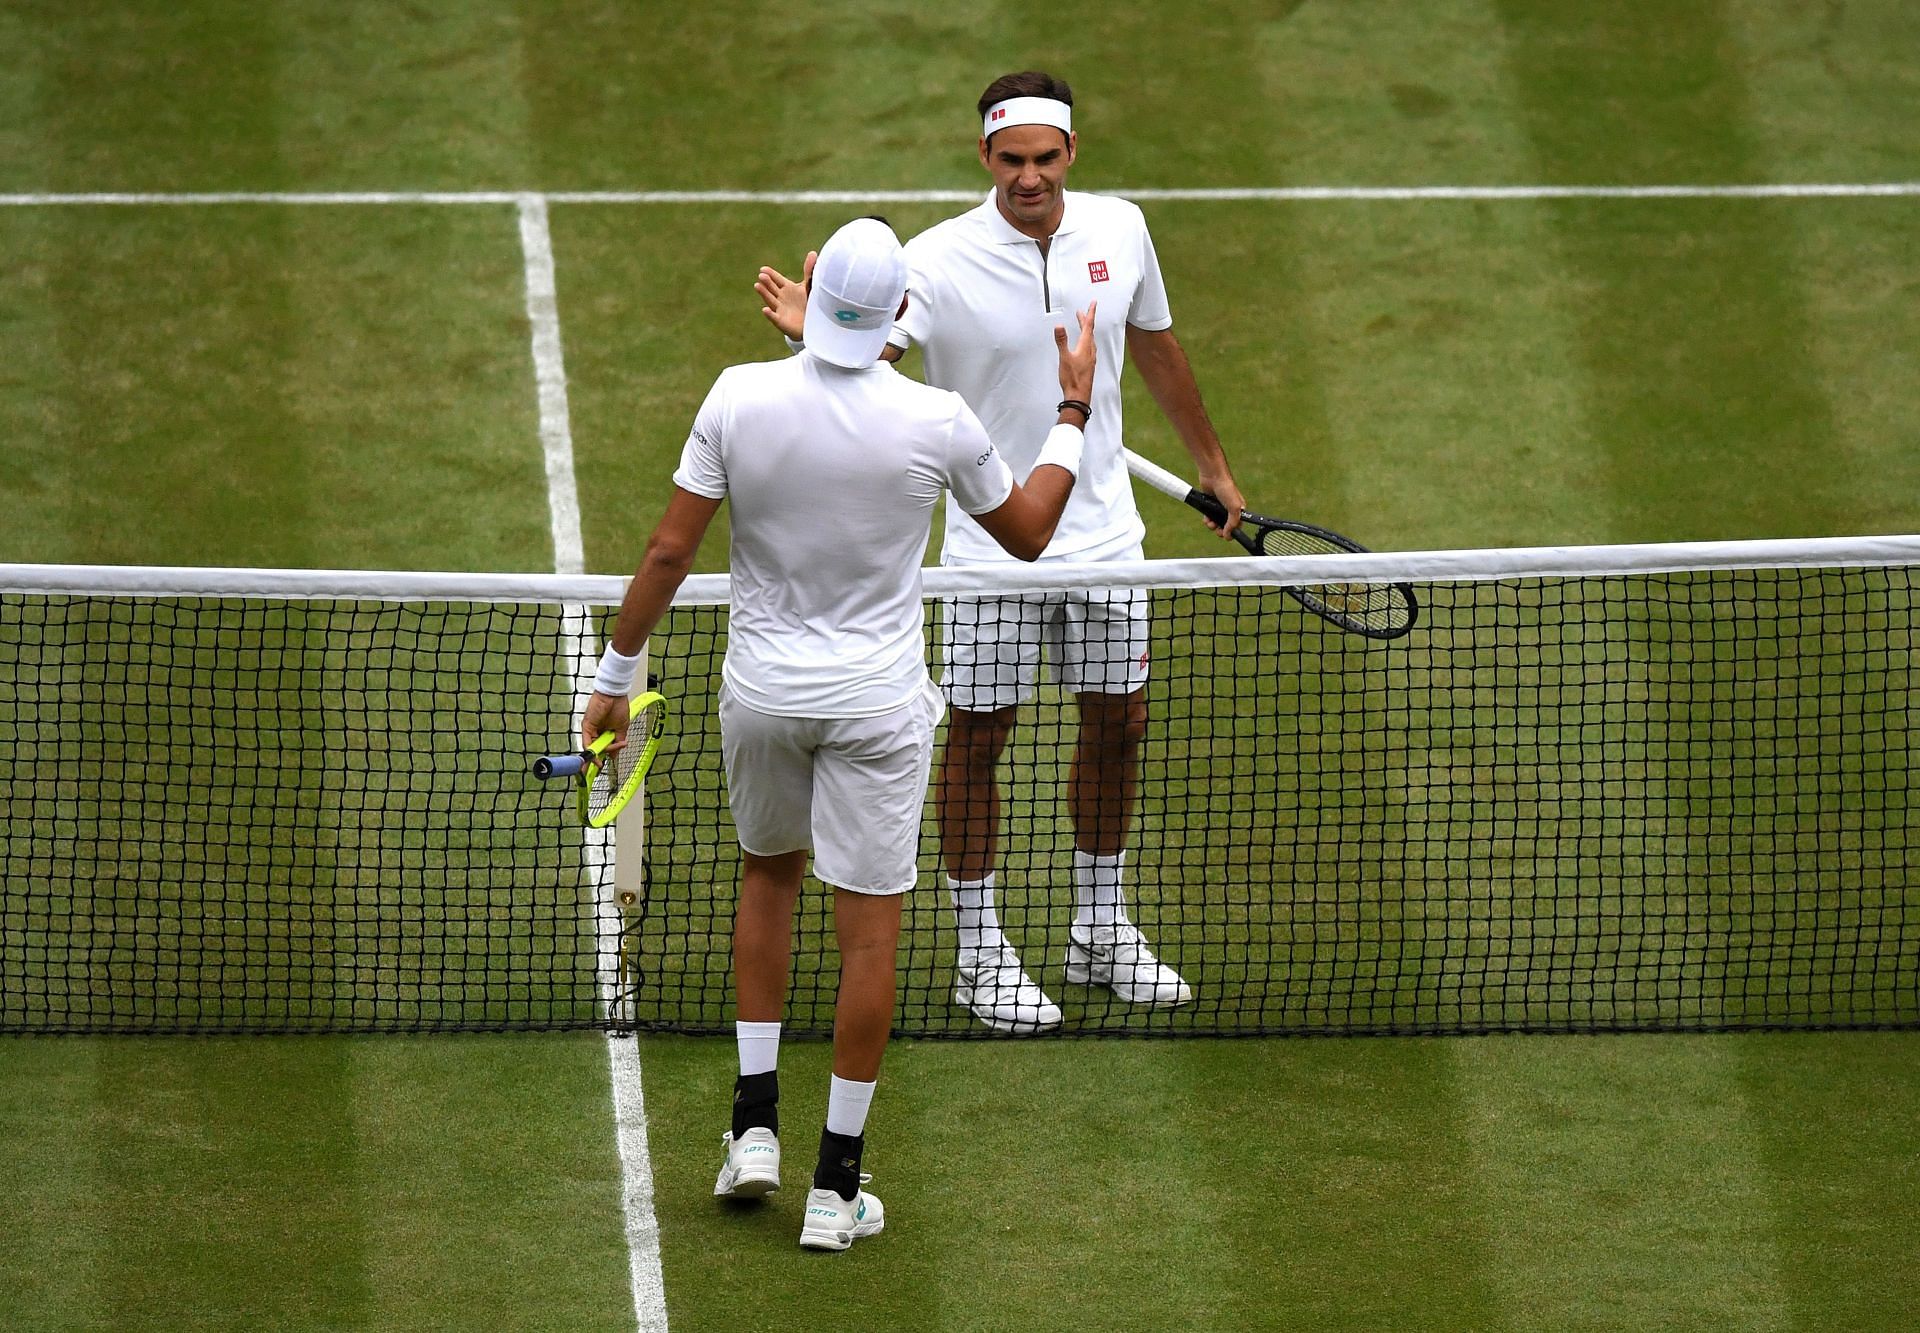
585, 216, 1097, 1249
757, 73, 1245, 1035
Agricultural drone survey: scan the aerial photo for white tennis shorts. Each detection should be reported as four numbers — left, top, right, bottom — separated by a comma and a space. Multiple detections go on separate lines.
718, 680, 944, 896
940, 567, 1149, 711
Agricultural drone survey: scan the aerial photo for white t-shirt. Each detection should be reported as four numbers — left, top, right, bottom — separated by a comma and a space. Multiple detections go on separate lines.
673, 351, 1015, 718
890, 190, 1171, 563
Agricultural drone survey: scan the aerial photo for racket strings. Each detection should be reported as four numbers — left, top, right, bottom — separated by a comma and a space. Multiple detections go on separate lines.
585, 699, 663, 823
585, 749, 631, 823
1256, 527, 1341, 559
1254, 527, 1416, 637
1295, 579, 1405, 616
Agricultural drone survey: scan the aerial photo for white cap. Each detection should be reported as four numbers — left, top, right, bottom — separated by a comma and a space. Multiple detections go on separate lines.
802, 218, 908, 369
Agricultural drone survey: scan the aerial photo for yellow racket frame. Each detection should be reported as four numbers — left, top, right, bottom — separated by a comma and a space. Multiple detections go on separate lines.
578, 690, 669, 829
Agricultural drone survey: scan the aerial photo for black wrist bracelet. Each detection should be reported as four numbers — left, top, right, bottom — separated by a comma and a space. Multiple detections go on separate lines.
1057, 399, 1092, 422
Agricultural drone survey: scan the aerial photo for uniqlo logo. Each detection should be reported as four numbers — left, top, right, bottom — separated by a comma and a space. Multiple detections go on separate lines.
1088, 260, 1110, 282
991, 108, 1007, 122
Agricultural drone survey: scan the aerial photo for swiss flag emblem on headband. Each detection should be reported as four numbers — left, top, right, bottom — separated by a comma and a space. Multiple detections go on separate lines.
990, 108, 1006, 121
1088, 260, 1110, 283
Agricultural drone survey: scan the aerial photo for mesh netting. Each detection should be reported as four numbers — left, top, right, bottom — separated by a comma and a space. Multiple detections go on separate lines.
3, 548, 1915, 1035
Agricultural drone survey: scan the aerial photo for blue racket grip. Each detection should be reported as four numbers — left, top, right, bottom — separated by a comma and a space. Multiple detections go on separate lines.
532, 753, 586, 780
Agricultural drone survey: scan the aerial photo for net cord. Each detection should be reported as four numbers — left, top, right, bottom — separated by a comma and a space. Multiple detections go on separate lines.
6, 533, 1920, 606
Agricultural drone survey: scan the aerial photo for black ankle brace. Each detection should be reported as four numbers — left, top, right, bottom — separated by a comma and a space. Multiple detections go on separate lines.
731, 1071, 778, 1137
813, 1128, 864, 1201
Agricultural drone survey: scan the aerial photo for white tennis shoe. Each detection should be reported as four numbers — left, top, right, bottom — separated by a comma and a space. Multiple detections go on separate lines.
713, 1127, 781, 1198
798, 1175, 885, 1251
954, 943, 1063, 1034
1065, 922, 1194, 1007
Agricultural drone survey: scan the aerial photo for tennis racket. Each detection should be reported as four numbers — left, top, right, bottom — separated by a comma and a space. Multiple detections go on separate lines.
1124, 448, 1419, 641
532, 690, 669, 828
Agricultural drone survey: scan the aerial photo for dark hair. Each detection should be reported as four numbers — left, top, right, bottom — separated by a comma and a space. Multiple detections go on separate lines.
977, 71, 1073, 119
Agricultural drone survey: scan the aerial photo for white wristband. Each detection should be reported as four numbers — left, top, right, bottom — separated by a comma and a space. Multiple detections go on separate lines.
783, 334, 805, 354
593, 644, 641, 696
1031, 422, 1084, 478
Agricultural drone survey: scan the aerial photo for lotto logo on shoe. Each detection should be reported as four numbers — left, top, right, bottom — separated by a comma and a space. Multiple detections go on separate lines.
1088, 260, 1109, 282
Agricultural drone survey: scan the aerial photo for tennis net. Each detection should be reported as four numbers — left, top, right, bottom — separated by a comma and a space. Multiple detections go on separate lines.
3, 537, 1916, 1036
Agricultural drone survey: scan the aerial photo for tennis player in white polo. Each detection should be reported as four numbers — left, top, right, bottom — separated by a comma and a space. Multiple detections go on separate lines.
757, 73, 1246, 1034
584, 217, 1095, 1250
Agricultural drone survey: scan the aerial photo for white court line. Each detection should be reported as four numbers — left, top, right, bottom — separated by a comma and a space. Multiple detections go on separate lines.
517, 194, 586, 576
1, 182, 1918, 207
516, 192, 669, 1333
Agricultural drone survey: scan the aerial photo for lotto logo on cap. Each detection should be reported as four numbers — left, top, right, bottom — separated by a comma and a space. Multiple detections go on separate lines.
801, 217, 908, 368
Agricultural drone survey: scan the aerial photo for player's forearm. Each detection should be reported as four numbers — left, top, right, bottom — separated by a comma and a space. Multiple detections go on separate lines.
609, 538, 695, 658
1016, 464, 1075, 554
977, 420, 1082, 560
1128, 327, 1229, 479
986, 479, 1068, 561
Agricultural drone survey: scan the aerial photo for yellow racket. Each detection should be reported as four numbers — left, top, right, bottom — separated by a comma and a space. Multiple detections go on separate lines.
532, 690, 669, 829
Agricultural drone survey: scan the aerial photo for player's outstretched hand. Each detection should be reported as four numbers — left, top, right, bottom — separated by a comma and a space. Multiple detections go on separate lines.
1053, 301, 1097, 405
755, 250, 815, 342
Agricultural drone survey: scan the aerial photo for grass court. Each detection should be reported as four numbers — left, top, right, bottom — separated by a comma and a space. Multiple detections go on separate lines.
3, 3, 1919, 1328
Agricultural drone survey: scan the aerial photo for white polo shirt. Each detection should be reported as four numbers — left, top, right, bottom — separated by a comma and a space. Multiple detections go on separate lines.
673, 351, 1015, 718
889, 189, 1172, 563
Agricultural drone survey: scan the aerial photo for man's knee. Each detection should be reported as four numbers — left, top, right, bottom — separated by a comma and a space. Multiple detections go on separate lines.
1077, 691, 1147, 752
834, 888, 904, 956
944, 704, 1019, 764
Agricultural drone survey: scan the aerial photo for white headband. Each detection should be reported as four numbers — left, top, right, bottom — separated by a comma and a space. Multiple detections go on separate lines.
982, 96, 1073, 140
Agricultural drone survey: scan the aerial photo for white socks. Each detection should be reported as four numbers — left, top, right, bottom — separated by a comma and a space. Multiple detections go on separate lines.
947, 873, 1002, 956
739, 1023, 875, 1140
735, 1020, 781, 1077
1073, 850, 1126, 930
826, 1074, 876, 1137
953, 856, 1130, 943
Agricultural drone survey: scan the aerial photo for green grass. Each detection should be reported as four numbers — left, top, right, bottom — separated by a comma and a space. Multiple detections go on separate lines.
4, 0, 1920, 1329
0, 1036, 633, 1331
0, 204, 548, 570
635, 1031, 1920, 1332
5, 1032, 1917, 1330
